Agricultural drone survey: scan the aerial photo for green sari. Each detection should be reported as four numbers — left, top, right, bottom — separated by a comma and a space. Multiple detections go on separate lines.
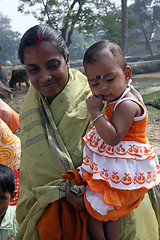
15, 69, 159, 240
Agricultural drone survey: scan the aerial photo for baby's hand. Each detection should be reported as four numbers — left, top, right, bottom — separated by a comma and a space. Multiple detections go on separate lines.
86, 95, 104, 115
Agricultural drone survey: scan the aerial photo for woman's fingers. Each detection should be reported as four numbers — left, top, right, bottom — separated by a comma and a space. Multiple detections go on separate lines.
65, 179, 86, 210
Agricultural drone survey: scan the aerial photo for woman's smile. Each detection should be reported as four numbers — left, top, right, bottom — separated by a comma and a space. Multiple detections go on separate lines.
40, 80, 57, 88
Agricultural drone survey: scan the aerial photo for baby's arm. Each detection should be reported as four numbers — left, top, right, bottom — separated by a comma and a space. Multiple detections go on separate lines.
86, 95, 141, 146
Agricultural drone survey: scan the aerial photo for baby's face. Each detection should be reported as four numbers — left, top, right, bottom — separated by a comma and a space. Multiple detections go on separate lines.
84, 50, 130, 102
0, 187, 12, 224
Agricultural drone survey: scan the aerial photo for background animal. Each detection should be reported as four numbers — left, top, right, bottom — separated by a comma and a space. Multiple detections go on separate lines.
9, 69, 30, 90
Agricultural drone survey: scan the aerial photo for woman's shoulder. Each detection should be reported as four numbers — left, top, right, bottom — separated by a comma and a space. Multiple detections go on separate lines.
69, 68, 87, 81
20, 85, 41, 113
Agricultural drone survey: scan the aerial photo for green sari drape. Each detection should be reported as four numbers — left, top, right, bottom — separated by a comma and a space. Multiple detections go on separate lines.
15, 68, 159, 240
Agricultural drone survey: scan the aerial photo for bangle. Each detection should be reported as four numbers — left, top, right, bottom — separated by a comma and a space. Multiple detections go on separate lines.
92, 113, 104, 124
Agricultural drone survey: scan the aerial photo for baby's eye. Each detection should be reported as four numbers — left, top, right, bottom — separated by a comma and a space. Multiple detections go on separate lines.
91, 82, 98, 87
106, 78, 114, 82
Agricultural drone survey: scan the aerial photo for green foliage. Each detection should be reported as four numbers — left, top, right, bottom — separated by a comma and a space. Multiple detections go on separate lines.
145, 105, 160, 122
153, 5, 160, 23
17, 0, 118, 47
16, 0, 160, 60
97, 11, 122, 45
143, 91, 160, 109
92, 6, 141, 49
68, 30, 95, 61
0, 13, 21, 65
128, 0, 160, 56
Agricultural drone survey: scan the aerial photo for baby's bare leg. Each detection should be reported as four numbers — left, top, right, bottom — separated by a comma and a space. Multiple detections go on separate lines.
104, 219, 120, 240
87, 214, 106, 240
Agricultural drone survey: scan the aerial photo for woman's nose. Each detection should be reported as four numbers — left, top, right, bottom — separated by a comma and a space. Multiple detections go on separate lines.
39, 70, 51, 81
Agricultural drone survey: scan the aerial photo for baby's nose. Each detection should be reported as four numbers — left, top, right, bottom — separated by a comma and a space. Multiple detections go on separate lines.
100, 85, 109, 91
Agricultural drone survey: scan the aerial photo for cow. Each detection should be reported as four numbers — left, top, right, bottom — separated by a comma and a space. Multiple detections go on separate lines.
0, 81, 13, 99
9, 69, 30, 90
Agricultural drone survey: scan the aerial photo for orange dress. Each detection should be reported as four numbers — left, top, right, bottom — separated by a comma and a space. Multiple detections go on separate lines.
0, 98, 19, 133
79, 85, 160, 221
0, 118, 20, 205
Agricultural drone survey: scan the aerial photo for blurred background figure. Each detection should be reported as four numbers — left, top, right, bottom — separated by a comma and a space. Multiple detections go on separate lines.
0, 63, 9, 87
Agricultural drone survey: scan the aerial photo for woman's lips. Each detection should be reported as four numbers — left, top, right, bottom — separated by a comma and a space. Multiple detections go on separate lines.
41, 82, 56, 88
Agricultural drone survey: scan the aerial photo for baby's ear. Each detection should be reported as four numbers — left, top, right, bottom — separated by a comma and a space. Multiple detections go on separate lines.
10, 191, 16, 202
124, 66, 132, 83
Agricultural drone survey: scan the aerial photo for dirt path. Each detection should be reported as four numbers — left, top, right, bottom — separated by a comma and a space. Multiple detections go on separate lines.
140, 86, 160, 95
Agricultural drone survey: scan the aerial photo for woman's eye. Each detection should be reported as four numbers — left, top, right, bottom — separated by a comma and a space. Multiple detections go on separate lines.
28, 67, 39, 73
48, 62, 60, 70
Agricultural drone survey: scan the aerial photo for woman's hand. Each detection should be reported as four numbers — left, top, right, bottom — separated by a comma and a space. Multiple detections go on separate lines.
65, 179, 86, 210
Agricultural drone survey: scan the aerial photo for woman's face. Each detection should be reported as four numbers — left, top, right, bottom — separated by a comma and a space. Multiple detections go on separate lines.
23, 41, 69, 103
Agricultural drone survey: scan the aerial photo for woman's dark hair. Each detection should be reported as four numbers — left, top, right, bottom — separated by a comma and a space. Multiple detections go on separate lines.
18, 24, 69, 64
83, 40, 127, 69
0, 164, 15, 195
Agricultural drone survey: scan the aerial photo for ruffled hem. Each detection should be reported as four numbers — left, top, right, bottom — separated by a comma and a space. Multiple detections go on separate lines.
83, 171, 150, 206
84, 185, 145, 221
83, 127, 155, 161
80, 144, 160, 190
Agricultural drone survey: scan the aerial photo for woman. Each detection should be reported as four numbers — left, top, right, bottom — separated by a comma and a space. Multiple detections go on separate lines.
15, 24, 159, 240
0, 98, 19, 133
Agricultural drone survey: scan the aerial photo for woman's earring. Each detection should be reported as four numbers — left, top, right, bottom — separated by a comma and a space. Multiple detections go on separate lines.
67, 62, 70, 69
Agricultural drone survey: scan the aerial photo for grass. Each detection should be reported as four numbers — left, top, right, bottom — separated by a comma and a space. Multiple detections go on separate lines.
132, 72, 160, 122
143, 91, 160, 123
143, 91, 160, 109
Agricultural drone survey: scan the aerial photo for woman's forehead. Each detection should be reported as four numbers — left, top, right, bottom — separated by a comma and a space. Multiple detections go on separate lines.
23, 42, 62, 63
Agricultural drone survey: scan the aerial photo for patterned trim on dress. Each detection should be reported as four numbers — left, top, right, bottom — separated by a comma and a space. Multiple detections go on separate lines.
84, 128, 155, 160
81, 155, 160, 188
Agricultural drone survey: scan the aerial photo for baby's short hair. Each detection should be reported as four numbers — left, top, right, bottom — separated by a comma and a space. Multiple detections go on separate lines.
0, 164, 15, 195
83, 40, 127, 69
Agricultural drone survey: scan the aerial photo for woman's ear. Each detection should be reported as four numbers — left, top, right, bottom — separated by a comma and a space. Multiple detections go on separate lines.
66, 53, 70, 69
124, 66, 132, 83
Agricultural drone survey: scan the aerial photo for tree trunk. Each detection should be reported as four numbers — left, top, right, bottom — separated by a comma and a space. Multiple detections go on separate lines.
141, 25, 153, 56
134, 0, 153, 57
121, 0, 128, 55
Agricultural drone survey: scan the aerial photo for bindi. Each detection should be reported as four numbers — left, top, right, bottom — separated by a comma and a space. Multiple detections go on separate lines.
38, 33, 42, 44
96, 75, 103, 80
